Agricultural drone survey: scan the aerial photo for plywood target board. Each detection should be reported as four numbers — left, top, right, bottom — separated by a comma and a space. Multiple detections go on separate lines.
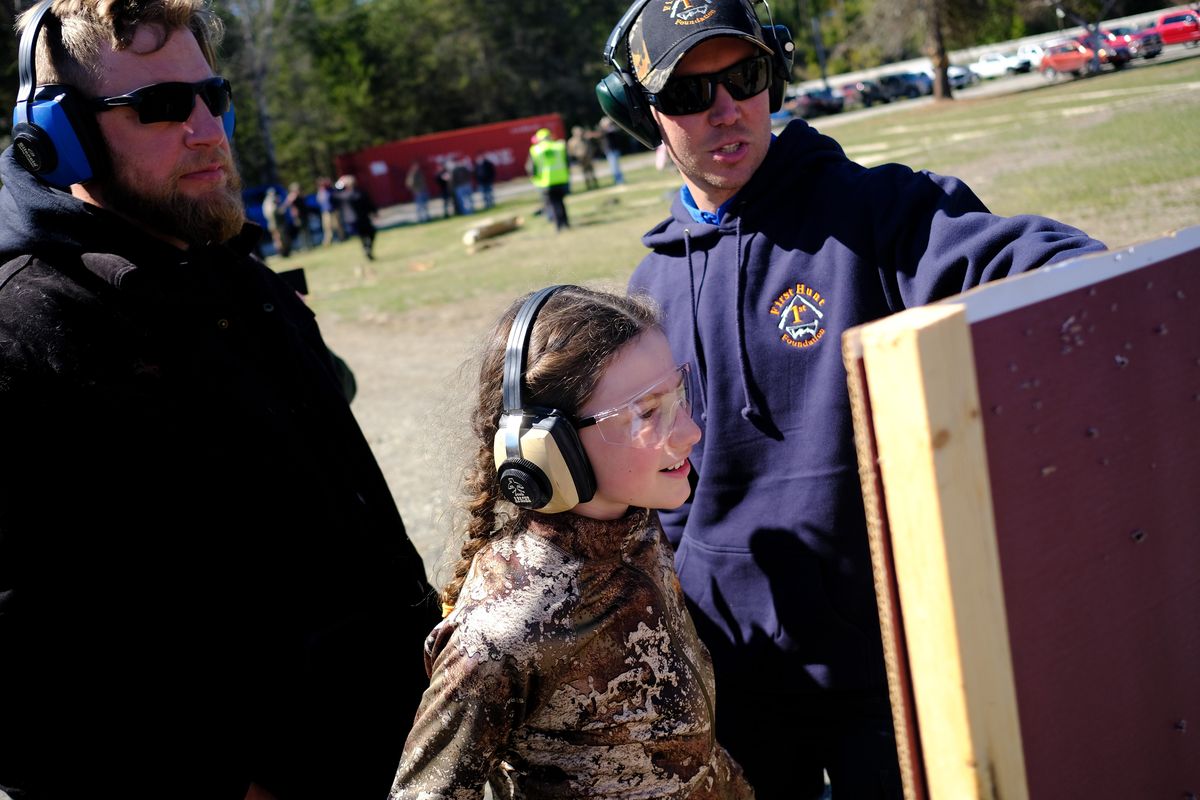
843, 227, 1200, 799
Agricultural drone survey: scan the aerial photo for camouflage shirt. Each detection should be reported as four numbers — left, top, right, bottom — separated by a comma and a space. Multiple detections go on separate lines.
390, 508, 754, 800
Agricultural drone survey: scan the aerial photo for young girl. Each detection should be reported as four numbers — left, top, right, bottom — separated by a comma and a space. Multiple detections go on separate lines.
390, 285, 754, 799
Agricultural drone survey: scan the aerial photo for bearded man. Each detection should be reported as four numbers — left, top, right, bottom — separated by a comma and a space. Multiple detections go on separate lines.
0, 2, 440, 798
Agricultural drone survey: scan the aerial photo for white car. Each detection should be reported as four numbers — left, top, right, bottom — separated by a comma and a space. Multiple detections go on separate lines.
1016, 43, 1045, 69
969, 51, 1033, 79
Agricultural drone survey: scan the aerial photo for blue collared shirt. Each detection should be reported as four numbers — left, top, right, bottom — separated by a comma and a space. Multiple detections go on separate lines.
680, 186, 735, 226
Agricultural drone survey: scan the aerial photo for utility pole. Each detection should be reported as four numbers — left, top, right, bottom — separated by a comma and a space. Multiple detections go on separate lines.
800, 0, 830, 89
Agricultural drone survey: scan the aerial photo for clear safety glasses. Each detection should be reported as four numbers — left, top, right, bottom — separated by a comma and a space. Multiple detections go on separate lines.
575, 363, 691, 448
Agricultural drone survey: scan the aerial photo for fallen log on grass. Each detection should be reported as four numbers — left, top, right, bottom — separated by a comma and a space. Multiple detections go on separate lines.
463, 215, 521, 247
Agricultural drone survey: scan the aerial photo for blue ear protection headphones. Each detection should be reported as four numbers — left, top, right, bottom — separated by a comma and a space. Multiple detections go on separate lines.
595, 0, 794, 150
11, 0, 236, 189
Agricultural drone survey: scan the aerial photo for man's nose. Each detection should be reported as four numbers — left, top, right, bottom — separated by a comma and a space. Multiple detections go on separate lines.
183, 95, 226, 145
707, 83, 740, 124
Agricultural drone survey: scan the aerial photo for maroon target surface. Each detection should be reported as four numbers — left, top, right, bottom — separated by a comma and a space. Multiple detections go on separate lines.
968, 240, 1200, 796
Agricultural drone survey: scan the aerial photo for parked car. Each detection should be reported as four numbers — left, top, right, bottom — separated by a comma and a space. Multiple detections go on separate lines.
1145, 10, 1200, 46
878, 71, 933, 100
789, 87, 845, 119
1039, 41, 1097, 79
1074, 31, 1133, 69
839, 79, 889, 108
918, 64, 975, 90
1106, 25, 1163, 59
968, 51, 1032, 79
946, 64, 980, 89
1016, 42, 1045, 68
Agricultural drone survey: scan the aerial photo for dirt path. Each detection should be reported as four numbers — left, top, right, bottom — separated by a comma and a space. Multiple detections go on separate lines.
319, 300, 510, 584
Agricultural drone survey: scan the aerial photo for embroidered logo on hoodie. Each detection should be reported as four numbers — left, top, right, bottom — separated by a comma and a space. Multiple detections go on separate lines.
770, 282, 827, 348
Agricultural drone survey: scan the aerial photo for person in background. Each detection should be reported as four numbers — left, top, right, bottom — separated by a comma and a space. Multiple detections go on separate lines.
315, 176, 341, 243
405, 162, 431, 223
568, 125, 599, 191
598, 115, 625, 185
335, 173, 378, 262
284, 181, 312, 251
601, 0, 1107, 796
436, 163, 453, 218
526, 128, 570, 232
262, 185, 283, 253
274, 182, 299, 257
451, 158, 474, 216
0, 0, 441, 797
474, 154, 496, 209
391, 285, 753, 800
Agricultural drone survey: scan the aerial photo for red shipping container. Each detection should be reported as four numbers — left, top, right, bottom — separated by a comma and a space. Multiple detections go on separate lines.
333, 113, 565, 208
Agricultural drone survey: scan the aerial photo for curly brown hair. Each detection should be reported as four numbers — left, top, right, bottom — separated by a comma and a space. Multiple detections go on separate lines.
18, 0, 223, 94
441, 285, 661, 610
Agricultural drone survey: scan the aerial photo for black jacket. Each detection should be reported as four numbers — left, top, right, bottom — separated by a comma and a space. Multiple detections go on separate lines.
0, 148, 440, 800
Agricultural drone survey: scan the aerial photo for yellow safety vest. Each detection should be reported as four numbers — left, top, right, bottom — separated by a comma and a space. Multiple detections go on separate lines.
529, 139, 569, 188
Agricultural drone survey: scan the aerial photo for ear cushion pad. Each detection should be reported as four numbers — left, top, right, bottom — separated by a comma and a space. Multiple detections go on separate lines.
596, 71, 661, 150
493, 413, 597, 513
12, 84, 103, 187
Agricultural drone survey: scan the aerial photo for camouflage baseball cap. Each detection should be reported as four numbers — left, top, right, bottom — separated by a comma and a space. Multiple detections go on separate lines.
629, 0, 774, 94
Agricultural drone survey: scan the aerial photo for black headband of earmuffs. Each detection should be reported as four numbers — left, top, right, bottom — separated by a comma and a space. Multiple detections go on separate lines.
503, 285, 563, 415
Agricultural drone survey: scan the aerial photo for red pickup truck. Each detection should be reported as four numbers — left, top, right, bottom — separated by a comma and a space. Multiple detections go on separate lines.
1144, 9, 1200, 46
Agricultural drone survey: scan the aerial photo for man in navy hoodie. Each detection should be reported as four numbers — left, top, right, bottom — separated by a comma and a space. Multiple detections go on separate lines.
0, 1, 439, 797
603, 0, 1106, 796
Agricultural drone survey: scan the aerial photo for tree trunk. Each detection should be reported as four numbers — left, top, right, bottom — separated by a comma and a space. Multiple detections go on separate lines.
925, 0, 954, 100
231, 0, 281, 185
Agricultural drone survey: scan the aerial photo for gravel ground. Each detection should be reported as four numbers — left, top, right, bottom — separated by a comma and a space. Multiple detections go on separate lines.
319, 299, 512, 587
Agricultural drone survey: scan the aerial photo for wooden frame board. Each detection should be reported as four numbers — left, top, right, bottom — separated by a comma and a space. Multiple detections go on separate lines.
844, 227, 1200, 798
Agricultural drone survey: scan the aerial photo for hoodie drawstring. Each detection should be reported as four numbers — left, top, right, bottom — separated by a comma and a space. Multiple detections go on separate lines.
734, 219, 762, 422
684, 229, 708, 419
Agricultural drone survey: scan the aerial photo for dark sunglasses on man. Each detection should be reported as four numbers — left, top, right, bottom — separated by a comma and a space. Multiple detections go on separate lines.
646, 55, 772, 117
90, 76, 232, 124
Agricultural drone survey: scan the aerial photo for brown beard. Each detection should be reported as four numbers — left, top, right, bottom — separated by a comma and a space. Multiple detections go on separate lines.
100, 149, 247, 246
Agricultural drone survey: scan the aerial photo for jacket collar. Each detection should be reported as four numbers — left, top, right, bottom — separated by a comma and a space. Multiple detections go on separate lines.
526, 508, 653, 561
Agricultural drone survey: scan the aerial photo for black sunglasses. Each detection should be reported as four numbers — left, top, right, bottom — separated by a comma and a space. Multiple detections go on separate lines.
647, 55, 772, 116
90, 77, 232, 124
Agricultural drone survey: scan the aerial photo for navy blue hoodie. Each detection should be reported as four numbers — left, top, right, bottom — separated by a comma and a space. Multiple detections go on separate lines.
629, 119, 1105, 696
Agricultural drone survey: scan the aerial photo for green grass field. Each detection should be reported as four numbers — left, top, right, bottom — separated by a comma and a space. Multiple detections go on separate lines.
275, 54, 1199, 324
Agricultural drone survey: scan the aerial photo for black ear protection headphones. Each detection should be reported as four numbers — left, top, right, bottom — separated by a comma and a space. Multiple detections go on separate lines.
11, 0, 107, 188
595, 0, 794, 150
493, 285, 598, 514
